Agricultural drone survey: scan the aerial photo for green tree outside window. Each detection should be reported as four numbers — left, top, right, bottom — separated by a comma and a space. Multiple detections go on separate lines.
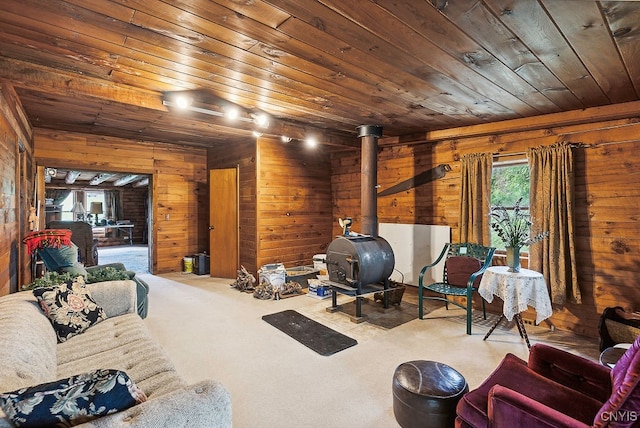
490, 163, 531, 251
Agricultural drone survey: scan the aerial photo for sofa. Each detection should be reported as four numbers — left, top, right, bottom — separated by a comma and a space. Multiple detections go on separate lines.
86, 262, 150, 319
0, 280, 232, 427
23, 229, 149, 319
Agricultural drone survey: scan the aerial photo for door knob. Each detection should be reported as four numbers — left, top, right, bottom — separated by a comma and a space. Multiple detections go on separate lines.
209, 225, 215, 230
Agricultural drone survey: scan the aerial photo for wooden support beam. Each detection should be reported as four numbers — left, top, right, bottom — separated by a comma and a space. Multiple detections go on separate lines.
0, 57, 163, 110
89, 173, 115, 185
133, 177, 149, 187
64, 170, 81, 184
0, 57, 358, 148
113, 174, 140, 187
379, 100, 640, 146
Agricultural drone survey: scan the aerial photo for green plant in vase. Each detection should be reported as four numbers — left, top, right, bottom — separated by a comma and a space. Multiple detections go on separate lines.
490, 198, 548, 272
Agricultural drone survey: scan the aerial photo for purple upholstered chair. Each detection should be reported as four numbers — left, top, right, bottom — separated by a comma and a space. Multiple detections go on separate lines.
456, 335, 640, 427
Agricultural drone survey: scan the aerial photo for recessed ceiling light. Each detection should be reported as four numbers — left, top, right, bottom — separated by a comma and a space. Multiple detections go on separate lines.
253, 113, 269, 128
224, 106, 239, 120
175, 95, 192, 109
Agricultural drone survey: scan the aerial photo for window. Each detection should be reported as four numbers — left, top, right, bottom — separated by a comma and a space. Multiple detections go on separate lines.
490, 160, 531, 251
55, 190, 106, 223
60, 193, 75, 221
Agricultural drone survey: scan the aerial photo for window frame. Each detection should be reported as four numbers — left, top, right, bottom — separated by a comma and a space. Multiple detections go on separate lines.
490, 157, 531, 257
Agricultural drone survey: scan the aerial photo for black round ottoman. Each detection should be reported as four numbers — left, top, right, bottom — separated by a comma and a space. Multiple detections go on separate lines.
392, 360, 468, 428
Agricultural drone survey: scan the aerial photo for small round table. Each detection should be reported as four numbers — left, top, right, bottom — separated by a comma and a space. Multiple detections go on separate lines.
599, 344, 631, 367
478, 266, 552, 348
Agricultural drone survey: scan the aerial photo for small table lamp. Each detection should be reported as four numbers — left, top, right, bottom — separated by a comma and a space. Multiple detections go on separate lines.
90, 202, 104, 226
71, 202, 86, 222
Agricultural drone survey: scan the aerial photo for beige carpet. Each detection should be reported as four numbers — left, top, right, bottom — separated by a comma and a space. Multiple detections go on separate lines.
139, 272, 601, 428
97, 245, 149, 273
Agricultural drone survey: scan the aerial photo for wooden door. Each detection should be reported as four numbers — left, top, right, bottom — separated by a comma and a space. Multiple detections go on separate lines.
209, 168, 238, 278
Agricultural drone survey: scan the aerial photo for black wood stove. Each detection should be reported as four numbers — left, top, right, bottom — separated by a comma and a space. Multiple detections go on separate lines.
325, 235, 395, 320
324, 125, 397, 321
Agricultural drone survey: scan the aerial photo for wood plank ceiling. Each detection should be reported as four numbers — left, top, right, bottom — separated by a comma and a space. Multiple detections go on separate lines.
0, 0, 639, 149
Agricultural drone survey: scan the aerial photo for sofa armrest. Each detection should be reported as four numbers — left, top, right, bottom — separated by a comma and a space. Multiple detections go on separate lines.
488, 385, 591, 428
76, 380, 232, 428
86, 262, 128, 273
86, 280, 138, 318
86, 264, 149, 318
528, 343, 612, 402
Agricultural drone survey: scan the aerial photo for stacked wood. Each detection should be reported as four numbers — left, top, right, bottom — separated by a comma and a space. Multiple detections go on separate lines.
253, 281, 274, 300
231, 266, 255, 292
281, 281, 303, 296
253, 279, 303, 300
374, 282, 406, 306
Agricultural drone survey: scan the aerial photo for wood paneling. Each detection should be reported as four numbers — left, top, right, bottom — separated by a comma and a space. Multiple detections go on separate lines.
208, 137, 333, 276
208, 140, 258, 275
88, 186, 148, 247
256, 138, 333, 268
332, 111, 640, 338
0, 84, 34, 295
35, 129, 207, 274
2, 1, 640, 148
121, 187, 148, 244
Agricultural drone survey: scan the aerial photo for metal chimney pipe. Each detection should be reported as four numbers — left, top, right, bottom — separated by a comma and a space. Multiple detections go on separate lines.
357, 125, 383, 237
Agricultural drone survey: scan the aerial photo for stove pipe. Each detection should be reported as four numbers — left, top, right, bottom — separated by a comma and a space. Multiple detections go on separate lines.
357, 125, 383, 237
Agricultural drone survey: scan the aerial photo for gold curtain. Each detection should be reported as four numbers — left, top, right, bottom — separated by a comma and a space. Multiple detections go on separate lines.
528, 143, 581, 305
459, 152, 493, 245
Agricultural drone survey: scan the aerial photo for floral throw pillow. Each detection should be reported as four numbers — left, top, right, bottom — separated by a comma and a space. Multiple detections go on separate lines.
0, 369, 147, 427
33, 277, 107, 343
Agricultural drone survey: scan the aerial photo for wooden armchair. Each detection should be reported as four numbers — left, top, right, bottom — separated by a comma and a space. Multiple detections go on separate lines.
418, 243, 495, 335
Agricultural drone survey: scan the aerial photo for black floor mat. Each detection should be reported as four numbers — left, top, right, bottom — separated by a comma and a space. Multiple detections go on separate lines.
262, 309, 357, 356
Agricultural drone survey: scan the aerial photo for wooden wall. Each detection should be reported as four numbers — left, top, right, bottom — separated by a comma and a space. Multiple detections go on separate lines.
208, 140, 258, 274
208, 137, 334, 276
121, 186, 148, 244
0, 84, 34, 296
92, 187, 148, 247
331, 112, 640, 338
35, 129, 207, 274
256, 138, 333, 269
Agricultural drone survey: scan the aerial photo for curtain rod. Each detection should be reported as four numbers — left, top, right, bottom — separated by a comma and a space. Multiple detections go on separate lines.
492, 142, 590, 159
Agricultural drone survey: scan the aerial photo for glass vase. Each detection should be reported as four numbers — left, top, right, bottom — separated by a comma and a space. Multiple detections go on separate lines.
506, 246, 521, 273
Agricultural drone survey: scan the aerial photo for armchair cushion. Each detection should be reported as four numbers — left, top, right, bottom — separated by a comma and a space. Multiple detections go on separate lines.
445, 256, 482, 287
456, 353, 604, 427
528, 343, 612, 403
488, 385, 591, 428
36, 243, 88, 277
47, 221, 98, 266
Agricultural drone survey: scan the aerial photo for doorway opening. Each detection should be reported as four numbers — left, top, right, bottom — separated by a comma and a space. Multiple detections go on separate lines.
43, 167, 152, 273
